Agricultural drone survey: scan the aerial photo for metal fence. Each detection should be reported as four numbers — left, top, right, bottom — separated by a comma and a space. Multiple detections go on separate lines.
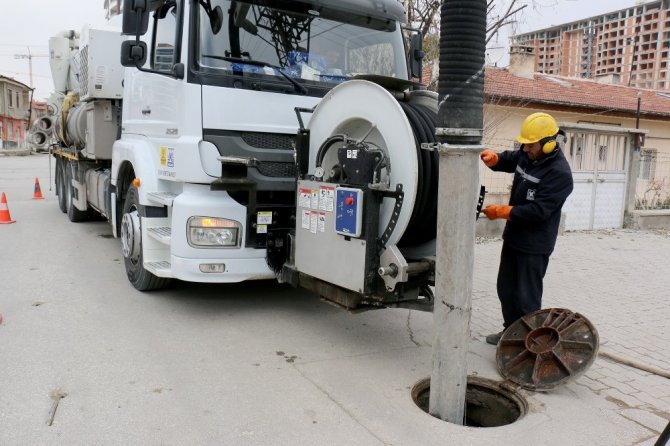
636, 150, 670, 210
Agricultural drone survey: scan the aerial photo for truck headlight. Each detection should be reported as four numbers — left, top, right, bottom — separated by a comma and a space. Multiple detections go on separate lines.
187, 217, 242, 248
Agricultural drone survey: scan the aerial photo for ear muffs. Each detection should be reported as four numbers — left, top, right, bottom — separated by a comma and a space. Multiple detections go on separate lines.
539, 136, 557, 154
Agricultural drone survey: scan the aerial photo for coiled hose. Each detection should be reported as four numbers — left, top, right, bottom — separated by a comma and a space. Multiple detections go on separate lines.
397, 101, 439, 249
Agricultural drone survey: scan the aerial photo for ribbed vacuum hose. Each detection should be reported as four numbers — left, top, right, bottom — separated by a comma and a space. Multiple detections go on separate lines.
438, 1, 487, 144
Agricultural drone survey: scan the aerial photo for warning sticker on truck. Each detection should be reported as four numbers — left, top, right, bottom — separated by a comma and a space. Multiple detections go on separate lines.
319, 186, 335, 212
311, 190, 319, 209
160, 146, 175, 168
299, 189, 311, 208
301, 210, 311, 230
318, 212, 326, 233
159, 146, 176, 178
257, 211, 272, 225
160, 146, 168, 166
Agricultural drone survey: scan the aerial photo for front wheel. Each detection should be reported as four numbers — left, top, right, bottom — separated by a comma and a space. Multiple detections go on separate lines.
121, 186, 171, 291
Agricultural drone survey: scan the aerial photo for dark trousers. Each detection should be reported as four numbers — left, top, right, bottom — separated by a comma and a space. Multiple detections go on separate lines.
496, 243, 550, 328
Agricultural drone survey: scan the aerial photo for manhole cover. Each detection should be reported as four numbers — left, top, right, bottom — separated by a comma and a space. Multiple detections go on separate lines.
497, 308, 599, 391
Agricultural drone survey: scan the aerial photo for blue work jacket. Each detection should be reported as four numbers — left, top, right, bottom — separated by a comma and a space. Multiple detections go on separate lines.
490, 147, 574, 255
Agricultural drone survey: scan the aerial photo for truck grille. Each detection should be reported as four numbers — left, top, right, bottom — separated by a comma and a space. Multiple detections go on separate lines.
257, 162, 296, 177
241, 132, 295, 151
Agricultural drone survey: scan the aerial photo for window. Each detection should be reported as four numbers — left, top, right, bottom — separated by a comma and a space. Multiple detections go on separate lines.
152, 2, 179, 72
8, 89, 14, 108
639, 149, 657, 180
195, 0, 407, 90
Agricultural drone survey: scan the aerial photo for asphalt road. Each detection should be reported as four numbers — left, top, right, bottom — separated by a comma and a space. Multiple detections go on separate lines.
0, 154, 432, 445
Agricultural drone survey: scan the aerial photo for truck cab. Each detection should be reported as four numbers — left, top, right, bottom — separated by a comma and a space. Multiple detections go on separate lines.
112, 0, 415, 290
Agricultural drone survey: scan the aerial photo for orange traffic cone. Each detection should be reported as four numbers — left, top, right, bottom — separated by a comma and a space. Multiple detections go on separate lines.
0, 192, 16, 224
32, 177, 44, 200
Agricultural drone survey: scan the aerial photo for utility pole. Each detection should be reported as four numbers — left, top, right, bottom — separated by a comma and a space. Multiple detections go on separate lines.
14, 47, 34, 88
429, 0, 487, 424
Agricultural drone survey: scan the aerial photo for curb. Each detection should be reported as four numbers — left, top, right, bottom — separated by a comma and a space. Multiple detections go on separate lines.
0, 149, 34, 157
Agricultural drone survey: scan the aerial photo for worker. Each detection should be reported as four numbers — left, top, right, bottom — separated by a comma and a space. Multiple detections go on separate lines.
479, 112, 574, 345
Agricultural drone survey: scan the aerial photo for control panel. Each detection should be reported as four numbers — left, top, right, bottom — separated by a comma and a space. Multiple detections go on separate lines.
335, 187, 364, 237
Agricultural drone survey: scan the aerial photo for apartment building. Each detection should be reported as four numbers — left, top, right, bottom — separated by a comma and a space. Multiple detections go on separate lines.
512, 0, 670, 90
0, 75, 31, 150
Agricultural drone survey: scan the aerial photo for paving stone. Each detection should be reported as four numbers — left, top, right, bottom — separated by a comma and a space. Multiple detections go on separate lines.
631, 392, 670, 412
575, 377, 609, 392
621, 408, 669, 434
470, 229, 670, 443
598, 377, 640, 395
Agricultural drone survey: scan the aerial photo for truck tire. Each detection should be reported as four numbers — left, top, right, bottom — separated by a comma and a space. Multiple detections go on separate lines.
121, 186, 171, 291
55, 158, 67, 213
65, 162, 89, 222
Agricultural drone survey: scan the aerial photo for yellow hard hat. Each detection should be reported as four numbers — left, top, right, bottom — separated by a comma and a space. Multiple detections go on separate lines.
516, 112, 559, 144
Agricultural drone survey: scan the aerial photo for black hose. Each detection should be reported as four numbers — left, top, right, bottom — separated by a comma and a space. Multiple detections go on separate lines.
438, 0, 487, 145
315, 134, 346, 169
397, 102, 438, 248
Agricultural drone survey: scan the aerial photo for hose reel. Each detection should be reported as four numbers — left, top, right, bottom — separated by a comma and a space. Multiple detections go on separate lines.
282, 80, 440, 309
307, 80, 439, 257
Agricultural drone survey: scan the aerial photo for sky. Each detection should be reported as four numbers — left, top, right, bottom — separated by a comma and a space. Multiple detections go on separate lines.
0, 0, 649, 101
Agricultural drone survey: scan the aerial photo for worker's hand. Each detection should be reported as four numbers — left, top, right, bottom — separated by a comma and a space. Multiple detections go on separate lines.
480, 150, 499, 167
482, 205, 512, 221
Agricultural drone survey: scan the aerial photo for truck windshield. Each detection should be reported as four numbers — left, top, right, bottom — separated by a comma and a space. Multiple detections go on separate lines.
195, 0, 408, 90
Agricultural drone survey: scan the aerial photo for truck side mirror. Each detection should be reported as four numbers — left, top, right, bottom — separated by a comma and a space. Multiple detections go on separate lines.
172, 62, 185, 80
409, 32, 425, 79
122, 0, 164, 36
120, 40, 148, 67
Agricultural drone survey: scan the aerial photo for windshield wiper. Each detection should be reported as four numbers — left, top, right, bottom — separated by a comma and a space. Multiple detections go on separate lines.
201, 54, 308, 94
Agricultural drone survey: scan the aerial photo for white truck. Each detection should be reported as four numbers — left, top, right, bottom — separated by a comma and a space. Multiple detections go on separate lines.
36, 0, 441, 311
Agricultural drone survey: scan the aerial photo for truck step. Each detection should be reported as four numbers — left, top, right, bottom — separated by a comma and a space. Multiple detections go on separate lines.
146, 261, 171, 277
147, 191, 178, 206
147, 226, 171, 244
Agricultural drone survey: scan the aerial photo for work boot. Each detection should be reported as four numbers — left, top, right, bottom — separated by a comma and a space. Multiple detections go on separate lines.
485, 331, 504, 345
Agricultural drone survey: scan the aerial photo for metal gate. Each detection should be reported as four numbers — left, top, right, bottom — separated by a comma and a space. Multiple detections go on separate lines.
561, 125, 630, 230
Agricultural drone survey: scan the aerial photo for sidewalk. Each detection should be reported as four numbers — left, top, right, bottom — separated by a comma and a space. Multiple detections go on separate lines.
469, 229, 670, 445
0, 147, 31, 156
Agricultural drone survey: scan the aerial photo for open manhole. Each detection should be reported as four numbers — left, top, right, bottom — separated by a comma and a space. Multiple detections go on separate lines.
411, 309, 598, 427
412, 376, 527, 427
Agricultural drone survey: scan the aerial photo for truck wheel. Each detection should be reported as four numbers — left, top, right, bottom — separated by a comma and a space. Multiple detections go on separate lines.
121, 186, 171, 291
65, 162, 88, 222
55, 158, 67, 213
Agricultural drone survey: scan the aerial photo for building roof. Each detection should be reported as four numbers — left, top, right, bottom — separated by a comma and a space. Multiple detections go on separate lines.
0, 75, 31, 91
484, 67, 670, 119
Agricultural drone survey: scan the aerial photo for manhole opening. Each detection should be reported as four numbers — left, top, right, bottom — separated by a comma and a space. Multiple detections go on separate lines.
411, 376, 527, 427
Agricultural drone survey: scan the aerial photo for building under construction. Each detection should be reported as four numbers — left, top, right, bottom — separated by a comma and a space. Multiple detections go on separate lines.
512, 0, 670, 90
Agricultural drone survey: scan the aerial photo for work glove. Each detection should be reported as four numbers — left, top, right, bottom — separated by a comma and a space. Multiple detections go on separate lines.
482, 205, 512, 221
480, 150, 499, 167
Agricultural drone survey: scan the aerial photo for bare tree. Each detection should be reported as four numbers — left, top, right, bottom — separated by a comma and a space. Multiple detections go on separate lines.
403, 0, 527, 88
401, 0, 527, 49
486, 0, 527, 44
